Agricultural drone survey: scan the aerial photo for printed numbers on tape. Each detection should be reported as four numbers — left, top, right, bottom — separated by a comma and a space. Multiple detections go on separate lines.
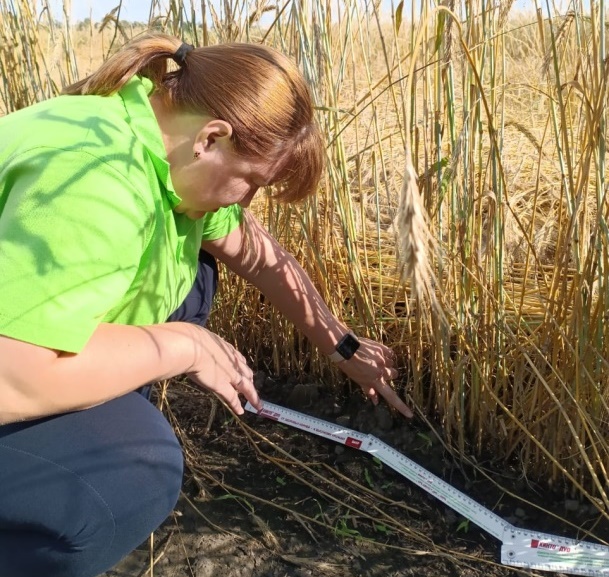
245, 401, 609, 576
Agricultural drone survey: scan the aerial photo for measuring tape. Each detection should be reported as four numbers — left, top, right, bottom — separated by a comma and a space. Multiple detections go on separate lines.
245, 400, 609, 576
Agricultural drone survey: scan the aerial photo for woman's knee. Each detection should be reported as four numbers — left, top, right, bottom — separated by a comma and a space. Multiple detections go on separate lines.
0, 394, 184, 577
0, 462, 181, 577
0, 444, 118, 577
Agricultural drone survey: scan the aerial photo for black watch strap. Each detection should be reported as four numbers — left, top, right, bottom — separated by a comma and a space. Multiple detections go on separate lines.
328, 332, 360, 363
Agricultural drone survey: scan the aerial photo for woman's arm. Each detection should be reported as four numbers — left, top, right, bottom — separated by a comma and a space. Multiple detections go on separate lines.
0, 322, 260, 424
203, 215, 413, 418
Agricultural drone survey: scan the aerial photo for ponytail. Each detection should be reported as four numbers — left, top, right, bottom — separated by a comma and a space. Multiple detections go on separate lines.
64, 33, 324, 202
63, 34, 182, 96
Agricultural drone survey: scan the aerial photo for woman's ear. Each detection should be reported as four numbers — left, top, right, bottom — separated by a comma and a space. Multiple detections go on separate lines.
193, 119, 233, 157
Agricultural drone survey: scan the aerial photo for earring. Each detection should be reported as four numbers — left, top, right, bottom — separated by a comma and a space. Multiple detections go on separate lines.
194, 151, 200, 159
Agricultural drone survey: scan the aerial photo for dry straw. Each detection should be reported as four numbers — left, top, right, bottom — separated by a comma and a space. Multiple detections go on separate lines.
2, 0, 609, 529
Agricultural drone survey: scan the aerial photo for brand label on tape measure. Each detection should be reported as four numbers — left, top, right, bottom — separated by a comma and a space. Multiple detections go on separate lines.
245, 400, 609, 576
501, 528, 609, 575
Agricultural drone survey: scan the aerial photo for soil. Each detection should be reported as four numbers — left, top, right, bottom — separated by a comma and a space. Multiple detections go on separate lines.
103, 373, 609, 577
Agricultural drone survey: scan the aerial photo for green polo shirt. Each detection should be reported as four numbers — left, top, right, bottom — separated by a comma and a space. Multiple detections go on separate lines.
0, 76, 242, 353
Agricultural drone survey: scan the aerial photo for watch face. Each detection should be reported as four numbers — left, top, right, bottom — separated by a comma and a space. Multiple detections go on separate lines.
337, 333, 360, 359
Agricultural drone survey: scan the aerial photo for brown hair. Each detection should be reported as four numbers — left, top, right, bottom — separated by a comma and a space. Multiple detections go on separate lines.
64, 33, 324, 202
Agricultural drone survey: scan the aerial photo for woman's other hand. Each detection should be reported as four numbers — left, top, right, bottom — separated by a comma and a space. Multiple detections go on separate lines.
188, 327, 261, 415
337, 337, 413, 419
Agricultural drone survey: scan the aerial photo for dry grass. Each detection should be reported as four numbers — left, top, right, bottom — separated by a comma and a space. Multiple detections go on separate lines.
2, 0, 609, 521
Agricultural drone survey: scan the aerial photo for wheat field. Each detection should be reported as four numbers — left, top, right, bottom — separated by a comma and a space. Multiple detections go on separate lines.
1, 0, 608, 522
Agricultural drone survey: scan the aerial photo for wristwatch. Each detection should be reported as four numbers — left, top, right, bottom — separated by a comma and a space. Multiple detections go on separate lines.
328, 332, 360, 363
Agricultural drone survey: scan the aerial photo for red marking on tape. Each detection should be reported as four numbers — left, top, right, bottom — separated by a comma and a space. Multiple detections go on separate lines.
259, 409, 280, 421
529, 540, 570, 553
346, 437, 362, 449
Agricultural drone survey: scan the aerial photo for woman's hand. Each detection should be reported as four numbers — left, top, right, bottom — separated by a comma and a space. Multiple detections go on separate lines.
337, 337, 413, 419
204, 222, 412, 418
187, 327, 261, 415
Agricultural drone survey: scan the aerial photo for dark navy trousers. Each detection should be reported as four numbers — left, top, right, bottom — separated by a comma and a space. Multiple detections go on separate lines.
0, 250, 218, 577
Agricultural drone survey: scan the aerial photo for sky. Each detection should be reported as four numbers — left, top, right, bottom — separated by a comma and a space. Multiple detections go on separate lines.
66, 0, 149, 22
51, 0, 575, 24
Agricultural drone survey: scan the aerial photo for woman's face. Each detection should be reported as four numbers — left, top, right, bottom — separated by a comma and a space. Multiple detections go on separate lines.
170, 119, 274, 220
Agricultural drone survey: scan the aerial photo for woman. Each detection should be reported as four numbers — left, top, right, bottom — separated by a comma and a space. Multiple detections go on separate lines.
0, 33, 412, 577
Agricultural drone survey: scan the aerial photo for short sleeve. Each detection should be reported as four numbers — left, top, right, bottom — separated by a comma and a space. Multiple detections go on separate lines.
0, 148, 152, 352
199, 204, 243, 241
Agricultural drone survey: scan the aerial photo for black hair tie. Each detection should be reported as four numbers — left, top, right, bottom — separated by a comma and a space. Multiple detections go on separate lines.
172, 43, 194, 67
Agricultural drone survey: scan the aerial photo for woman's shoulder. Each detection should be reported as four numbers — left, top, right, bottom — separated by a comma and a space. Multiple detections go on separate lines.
2, 93, 132, 152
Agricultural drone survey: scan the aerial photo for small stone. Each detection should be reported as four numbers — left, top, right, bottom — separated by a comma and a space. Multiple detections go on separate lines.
515, 508, 526, 519
336, 415, 351, 427
564, 499, 580, 512
373, 404, 393, 431
356, 414, 373, 434
287, 383, 320, 407
444, 508, 458, 525
253, 371, 267, 388
577, 504, 591, 516
335, 445, 345, 455
394, 429, 416, 446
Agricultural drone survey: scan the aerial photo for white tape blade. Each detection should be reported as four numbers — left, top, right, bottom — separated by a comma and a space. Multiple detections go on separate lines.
501, 528, 609, 576
366, 437, 508, 540
245, 399, 609, 577
245, 401, 372, 451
